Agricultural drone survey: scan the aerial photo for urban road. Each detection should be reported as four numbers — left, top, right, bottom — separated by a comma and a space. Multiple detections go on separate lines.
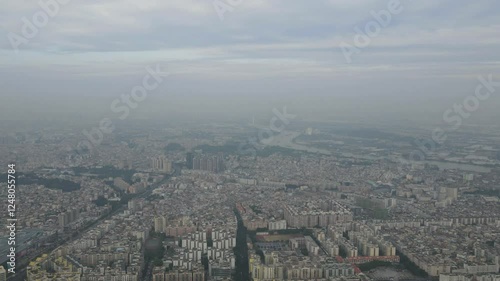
8, 169, 177, 281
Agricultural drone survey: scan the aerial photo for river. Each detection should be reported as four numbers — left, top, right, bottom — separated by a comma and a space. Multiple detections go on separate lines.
268, 131, 493, 173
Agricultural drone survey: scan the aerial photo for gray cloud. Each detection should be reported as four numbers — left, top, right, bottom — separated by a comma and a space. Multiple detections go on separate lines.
1, 0, 499, 125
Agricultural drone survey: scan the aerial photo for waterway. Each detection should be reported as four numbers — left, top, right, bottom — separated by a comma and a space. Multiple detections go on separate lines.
269, 131, 493, 173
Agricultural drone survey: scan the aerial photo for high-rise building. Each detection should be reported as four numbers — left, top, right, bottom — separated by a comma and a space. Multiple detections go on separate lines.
186, 152, 194, 169
191, 154, 224, 173
154, 216, 168, 233
152, 156, 172, 173
58, 209, 80, 228
0, 265, 6, 281
463, 173, 474, 181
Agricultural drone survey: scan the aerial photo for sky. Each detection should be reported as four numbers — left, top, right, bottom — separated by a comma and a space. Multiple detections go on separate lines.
1, 0, 499, 125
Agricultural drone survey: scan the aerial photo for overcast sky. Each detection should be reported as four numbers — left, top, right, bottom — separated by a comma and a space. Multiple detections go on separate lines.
1, 0, 499, 124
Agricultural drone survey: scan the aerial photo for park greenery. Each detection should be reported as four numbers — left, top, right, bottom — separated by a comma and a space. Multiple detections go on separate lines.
20, 173, 81, 192
165, 142, 185, 152
355, 197, 389, 220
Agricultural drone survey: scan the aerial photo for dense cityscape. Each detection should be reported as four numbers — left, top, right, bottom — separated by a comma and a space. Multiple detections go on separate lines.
1, 0, 500, 281
0, 121, 499, 281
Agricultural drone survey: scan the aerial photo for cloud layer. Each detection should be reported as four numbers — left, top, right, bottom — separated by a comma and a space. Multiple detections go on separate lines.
1, 0, 499, 124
